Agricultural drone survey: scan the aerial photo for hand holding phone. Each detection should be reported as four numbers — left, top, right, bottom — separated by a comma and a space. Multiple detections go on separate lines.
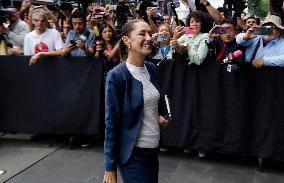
147, 7, 160, 15
254, 26, 272, 35
183, 27, 194, 34
212, 26, 231, 34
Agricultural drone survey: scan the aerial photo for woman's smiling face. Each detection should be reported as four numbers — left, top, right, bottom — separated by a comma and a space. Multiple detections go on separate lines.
123, 21, 153, 57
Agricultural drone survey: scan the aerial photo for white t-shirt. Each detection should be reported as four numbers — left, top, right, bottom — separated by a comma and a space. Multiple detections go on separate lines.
126, 62, 160, 148
24, 28, 64, 55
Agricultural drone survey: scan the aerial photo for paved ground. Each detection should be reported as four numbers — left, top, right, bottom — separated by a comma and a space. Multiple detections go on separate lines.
1, 133, 284, 183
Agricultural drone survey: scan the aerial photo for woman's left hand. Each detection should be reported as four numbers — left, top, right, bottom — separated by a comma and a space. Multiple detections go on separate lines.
159, 116, 172, 126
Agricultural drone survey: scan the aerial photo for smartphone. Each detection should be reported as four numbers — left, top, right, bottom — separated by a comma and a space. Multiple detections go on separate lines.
184, 27, 194, 34
33, 5, 44, 9
94, 13, 104, 18
254, 26, 272, 35
147, 7, 160, 14
156, 34, 170, 43
212, 27, 231, 34
69, 40, 77, 46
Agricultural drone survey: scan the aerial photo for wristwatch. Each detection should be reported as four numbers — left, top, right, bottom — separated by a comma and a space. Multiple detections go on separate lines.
204, 1, 210, 7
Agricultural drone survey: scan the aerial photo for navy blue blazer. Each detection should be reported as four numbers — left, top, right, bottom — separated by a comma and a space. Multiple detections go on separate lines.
104, 61, 165, 171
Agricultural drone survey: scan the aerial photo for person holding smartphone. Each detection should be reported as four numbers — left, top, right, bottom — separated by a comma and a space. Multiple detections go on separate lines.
172, 11, 211, 65
103, 19, 170, 183
63, 11, 95, 56
152, 23, 174, 60
236, 14, 284, 67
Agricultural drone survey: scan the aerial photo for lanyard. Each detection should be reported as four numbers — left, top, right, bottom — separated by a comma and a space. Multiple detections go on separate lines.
160, 45, 171, 59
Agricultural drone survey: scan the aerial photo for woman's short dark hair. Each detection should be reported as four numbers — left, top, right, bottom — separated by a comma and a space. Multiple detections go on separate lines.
118, 19, 145, 60
186, 11, 214, 33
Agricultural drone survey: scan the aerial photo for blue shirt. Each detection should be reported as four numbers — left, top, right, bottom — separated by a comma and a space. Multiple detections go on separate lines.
65, 29, 96, 56
236, 33, 284, 66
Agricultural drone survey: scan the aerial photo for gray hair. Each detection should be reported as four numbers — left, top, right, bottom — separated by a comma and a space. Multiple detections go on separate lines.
32, 9, 49, 21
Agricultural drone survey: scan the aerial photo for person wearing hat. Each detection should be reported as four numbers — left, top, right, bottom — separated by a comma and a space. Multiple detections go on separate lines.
236, 14, 284, 67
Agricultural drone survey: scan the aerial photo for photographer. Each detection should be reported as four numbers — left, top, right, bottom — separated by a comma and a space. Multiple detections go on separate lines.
208, 19, 244, 63
24, 9, 64, 65
152, 23, 174, 60
0, 8, 30, 55
236, 14, 284, 67
87, 10, 105, 37
95, 23, 118, 71
64, 11, 95, 57
172, 11, 211, 65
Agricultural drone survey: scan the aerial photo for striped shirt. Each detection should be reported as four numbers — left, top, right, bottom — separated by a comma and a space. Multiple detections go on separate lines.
236, 33, 284, 66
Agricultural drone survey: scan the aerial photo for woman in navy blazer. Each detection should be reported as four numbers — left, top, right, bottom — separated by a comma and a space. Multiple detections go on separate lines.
103, 20, 170, 183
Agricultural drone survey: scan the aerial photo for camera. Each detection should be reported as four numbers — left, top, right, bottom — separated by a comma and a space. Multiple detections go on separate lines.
156, 33, 170, 43
254, 26, 272, 35
94, 13, 104, 18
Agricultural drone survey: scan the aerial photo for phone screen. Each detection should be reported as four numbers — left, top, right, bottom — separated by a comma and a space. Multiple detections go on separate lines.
184, 27, 194, 34
147, 7, 160, 14
212, 27, 231, 34
94, 14, 104, 18
254, 26, 272, 35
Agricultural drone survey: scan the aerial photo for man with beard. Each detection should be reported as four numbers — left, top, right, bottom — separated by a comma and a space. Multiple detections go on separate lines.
236, 14, 284, 67
0, 8, 30, 55
63, 11, 95, 56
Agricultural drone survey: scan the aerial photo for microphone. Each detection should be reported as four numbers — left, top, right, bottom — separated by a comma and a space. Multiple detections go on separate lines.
79, 30, 90, 42
228, 50, 243, 61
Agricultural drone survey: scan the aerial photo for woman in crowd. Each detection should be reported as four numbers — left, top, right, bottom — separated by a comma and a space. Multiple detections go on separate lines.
172, 11, 212, 65
95, 23, 117, 70
152, 23, 174, 60
171, 11, 212, 157
103, 19, 170, 183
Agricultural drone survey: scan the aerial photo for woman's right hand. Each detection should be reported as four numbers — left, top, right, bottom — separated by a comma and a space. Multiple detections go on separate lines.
103, 171, 117, 183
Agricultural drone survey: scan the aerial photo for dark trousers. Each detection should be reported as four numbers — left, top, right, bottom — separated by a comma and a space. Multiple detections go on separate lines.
118, 147, 159, 183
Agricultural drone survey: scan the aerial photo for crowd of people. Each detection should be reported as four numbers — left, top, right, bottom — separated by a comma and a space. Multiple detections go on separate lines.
1, 1, 284, 182
0, 0, 283, 69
